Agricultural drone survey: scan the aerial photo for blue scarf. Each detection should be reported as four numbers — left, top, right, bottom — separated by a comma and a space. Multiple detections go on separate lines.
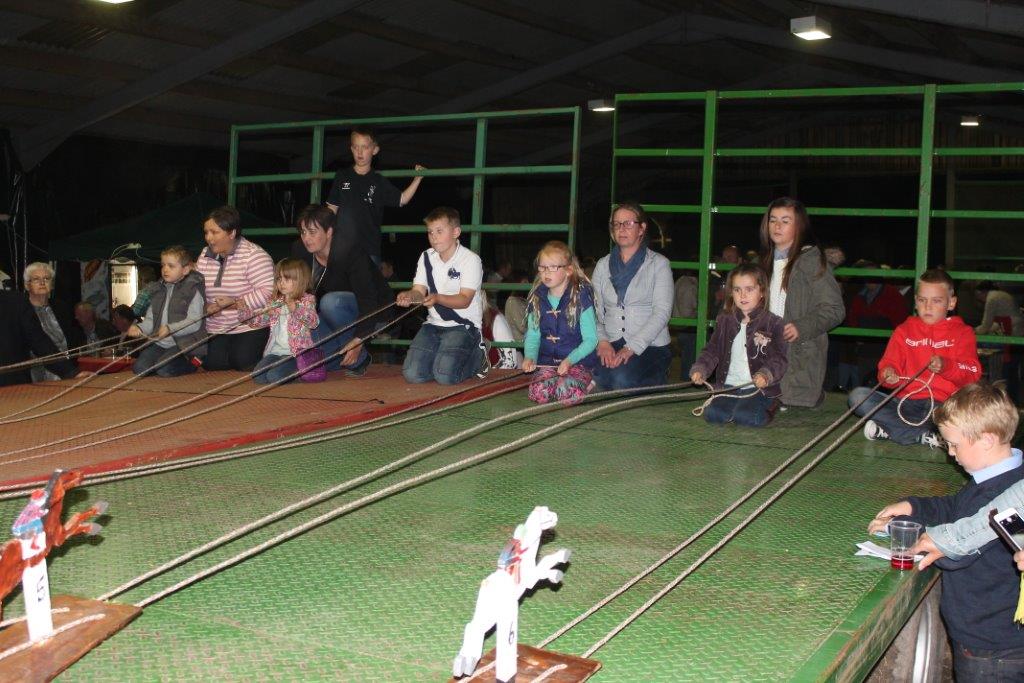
609, 245, 646, 306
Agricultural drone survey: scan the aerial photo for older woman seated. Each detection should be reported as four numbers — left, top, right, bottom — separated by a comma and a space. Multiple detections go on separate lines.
0, 288, 81, 387
23, 262, 83, 382
590, 202, 674, 390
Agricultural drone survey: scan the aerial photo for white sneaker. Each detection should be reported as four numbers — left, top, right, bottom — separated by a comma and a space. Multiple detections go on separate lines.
920, 432, 946, 449
864, 420, 889, 441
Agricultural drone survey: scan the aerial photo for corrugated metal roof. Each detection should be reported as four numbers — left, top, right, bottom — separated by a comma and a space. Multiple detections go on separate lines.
18, 20, 110, 51
0, 11, 53, 42
306, 32, 423, 72
83, 31, 198, 71
150, 0, 280, 34
242, 65, 352, 99
0, 65, 116, 100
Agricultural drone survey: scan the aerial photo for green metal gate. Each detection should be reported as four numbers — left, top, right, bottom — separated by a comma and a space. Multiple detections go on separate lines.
610, 83, 1024, 352
228, 107, 580, 266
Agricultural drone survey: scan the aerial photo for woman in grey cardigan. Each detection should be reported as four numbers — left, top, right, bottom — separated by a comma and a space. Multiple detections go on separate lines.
591, 202, 674, 389
759, 197, 845, 408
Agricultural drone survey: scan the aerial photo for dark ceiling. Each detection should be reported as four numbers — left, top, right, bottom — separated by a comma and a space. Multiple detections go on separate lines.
1, 0, 1023, 172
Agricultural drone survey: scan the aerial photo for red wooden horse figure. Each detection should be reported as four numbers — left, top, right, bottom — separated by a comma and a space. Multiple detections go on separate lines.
0, 469, 107, 621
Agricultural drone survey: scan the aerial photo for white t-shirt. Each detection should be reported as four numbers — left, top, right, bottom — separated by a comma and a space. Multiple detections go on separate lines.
725, 321, 753, 386
266, 308, 291, 356
413, 242, 483, 329
769, 257, 788, 318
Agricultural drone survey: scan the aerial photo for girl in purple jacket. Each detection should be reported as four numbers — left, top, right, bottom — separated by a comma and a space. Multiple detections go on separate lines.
689, 263, 788, 427
239, 258, 320, 385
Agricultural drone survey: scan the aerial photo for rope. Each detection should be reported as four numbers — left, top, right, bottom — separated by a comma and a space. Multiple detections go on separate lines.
536, 376, 889, 651
97, 380, 695, 602
690, 381, 757, 417
0, 332, 128, 374
0, 302, 405, 465
0, 373, 533, 499
0, 613, 106, 662
895, 372, 936, 427
571, 367, 930, 659
128, 385, 719, 609
0, 607, 70, 630
0, 302, 277, 424
534, 664, 568, 682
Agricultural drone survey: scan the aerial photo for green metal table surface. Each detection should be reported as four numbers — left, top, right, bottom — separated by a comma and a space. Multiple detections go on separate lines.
0, 392, 966, 681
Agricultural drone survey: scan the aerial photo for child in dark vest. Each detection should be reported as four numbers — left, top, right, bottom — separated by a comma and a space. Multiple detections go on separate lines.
521, 241, 599, 405
128, 245, 206, 377
689, 263, 788, 427
238, 258, 320, 385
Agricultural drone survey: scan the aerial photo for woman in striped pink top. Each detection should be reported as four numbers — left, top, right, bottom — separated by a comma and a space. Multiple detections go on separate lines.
196, 206, 275, 371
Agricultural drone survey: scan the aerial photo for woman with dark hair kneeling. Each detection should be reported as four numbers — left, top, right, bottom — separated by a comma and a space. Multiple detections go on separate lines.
196, 206, 275, 371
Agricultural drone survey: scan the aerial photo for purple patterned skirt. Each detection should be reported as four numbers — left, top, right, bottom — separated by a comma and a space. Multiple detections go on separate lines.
527, 365, 593, 406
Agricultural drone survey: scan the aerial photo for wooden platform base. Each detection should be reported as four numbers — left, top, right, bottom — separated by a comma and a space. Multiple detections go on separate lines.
0, 595, 141, 683
450, 644, 601, 682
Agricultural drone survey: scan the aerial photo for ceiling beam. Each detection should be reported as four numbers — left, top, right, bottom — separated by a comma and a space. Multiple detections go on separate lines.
811, 0, 1024, 40
15, 0, 368, 168
0, 0, 457, 99
241, 0, 619, 101
0, 45, 391, 119
449, 0, 729, 90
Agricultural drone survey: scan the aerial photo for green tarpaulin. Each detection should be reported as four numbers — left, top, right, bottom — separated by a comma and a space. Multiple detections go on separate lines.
48, 193, 287, 261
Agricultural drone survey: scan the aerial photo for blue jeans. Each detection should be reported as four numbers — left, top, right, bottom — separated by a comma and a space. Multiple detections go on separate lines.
848, 387, 934, 445
704, 388, 774, 427
402, 323, 482, 385
953, 641, 1024, 682
252, 354, 298, 385
313, 291, 368, 372
593, 339, 671, 391
133, 344, 195, 378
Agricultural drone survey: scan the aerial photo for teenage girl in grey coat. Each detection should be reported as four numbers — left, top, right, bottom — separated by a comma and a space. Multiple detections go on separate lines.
759, 197, 845, 408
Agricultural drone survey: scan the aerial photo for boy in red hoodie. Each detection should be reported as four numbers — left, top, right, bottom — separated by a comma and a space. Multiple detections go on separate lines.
848, 269, 981, 447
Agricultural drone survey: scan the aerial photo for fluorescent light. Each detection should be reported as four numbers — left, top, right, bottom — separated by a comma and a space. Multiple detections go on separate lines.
95, 0, 135, 4
960, 115, 980, 127
588, 98, 615, 113
791, 16, 831, 40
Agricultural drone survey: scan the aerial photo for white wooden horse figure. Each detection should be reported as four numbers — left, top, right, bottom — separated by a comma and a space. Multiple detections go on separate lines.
452, 506, 571, 682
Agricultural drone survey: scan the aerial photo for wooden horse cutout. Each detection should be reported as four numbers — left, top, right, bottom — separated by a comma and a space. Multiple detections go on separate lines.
0, 470, 107, 621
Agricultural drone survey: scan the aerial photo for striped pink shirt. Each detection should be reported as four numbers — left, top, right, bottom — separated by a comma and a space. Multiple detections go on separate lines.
196, 237, 275, 334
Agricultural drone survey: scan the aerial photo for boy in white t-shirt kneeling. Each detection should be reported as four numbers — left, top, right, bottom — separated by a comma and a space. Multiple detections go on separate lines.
397, 207, 486, 385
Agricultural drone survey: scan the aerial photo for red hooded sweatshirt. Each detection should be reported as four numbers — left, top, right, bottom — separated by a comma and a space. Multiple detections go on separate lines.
878, 315, 981, 401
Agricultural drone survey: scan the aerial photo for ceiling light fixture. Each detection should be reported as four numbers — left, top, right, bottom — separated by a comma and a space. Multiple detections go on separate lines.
588, 98, 615, 113
790, 16, 831, 41
960, 115, 980, 127
95, 0, 135, 4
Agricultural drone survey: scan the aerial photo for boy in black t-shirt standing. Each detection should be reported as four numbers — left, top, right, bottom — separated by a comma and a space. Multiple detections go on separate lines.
326, 127, 425, 265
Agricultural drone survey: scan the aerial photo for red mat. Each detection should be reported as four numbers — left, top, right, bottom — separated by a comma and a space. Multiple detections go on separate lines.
0, 366, 524, 487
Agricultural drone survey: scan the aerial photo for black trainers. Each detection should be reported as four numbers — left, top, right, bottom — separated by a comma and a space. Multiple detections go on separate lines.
344, 352, 371, 377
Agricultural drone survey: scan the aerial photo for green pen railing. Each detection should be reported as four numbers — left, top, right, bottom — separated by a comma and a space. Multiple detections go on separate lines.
228, 107, 580, 256
611, 83, 1024, 352
229, 108, 580, 351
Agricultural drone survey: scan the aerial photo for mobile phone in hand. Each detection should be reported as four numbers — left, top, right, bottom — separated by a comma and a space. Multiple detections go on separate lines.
990, 507, 1024, 551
